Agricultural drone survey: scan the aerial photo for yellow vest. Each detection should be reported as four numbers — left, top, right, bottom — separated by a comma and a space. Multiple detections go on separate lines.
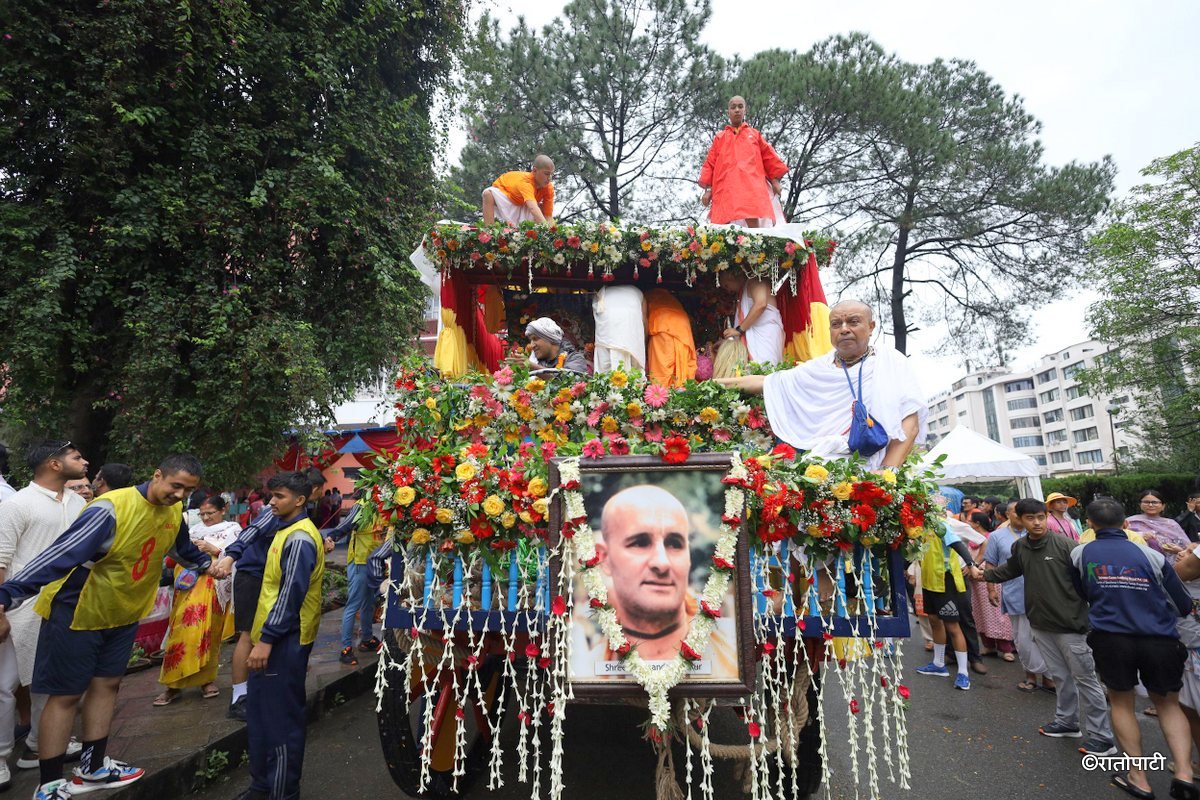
35, 486, 182, 630
347, 507, 383, 566
252, 517, 325, 646
919, 524, 965, 594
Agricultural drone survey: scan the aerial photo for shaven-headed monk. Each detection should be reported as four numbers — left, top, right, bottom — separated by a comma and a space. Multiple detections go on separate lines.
482, 155, 556, 224
646, 289, 697, 387
698, 96, 788, 228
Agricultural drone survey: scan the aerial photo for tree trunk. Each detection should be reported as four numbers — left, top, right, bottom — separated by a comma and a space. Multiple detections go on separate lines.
608, 172, 619, 221
891, 225, 910, 355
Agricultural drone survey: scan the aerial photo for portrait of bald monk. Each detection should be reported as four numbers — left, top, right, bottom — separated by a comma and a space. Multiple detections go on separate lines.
569, 484, 739, 681
482, 155, 556, 225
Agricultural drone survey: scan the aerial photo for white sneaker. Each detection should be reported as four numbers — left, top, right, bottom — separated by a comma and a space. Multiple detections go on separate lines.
32, 779, 73, 800
0, 760, 9, 790
68, 756, 144, 794
17, 738, 83, 770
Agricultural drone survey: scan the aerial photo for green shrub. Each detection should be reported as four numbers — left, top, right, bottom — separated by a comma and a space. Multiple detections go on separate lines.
1042, 472, 1199, 518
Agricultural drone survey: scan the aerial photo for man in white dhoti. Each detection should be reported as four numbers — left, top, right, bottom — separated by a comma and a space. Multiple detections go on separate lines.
592, 286, 646, 373
482, 155, 556, 225
718, 270, 784, 365
716, 300, 928, 469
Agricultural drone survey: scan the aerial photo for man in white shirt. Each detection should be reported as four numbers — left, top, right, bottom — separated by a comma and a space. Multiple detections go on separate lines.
0, 440, 90, 783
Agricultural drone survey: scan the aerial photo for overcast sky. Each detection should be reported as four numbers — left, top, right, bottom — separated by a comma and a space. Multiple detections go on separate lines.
464, 0, 1200, 397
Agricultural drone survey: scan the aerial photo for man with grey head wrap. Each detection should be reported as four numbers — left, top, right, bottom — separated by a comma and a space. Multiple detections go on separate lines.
525, 317, 589, 374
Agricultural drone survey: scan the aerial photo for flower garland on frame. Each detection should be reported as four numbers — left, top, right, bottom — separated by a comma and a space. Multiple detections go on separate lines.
556, 453, 746, 734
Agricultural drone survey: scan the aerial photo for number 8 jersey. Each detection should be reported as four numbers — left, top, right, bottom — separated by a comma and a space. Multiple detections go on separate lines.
34, 486, 182, 629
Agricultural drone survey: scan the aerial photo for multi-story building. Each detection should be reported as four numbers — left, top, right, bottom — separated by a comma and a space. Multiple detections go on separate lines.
925, 340, 1138, 476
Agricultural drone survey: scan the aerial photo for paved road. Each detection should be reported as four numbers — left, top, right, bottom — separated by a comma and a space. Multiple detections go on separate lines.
193, 636, 1178, 799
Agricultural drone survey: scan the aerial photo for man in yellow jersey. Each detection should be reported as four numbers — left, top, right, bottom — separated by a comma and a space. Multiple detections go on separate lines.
240, 471, 325, 800
913, 518, 984, 691
0, 453, 218, 800
323, 490, 377, 666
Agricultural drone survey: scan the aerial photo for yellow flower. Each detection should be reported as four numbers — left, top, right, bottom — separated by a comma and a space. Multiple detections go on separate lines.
519, 510, 534, 524
589, 242, 600, 253
641, 240, 653, 252
430, 410, 442, 422
455, 462, 476, 482
698, 406, 719, 424
504, 427, 520, 443
626, 402, 643, 418
394, 486, 416, 506
452, 418, 472, 431
807, 525, 823, 537
472, 414, 491, 428
781, 259, 794, 269
709, 241, 721, 254
831, 482, 853, 501
803, 464, 830, 482
410, 528, 431, 545
424, 397, 437, 410
879, 469, 897, 485
601, 415, 619, 433
554, 403, 574, 423
435, 507, 454, 524
501, 512, 517, 529
483, 495, 505, 517
754, 455, 773, 468
527, 476, 548, 498
525, 378, 546, 393
672, 412, 688, 426
516, 404, 535, 421
905, 526, 923, 539
532, 498, 549, 516
610, 371, 628, 388
454, 530, 475, 545
537, 425, 557, 442
555, 388, 573, 404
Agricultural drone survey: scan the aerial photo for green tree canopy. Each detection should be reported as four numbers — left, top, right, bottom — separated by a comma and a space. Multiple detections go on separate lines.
0, 0, 463, 486
456, 0, 721, 222
1082, 144, 1200, 470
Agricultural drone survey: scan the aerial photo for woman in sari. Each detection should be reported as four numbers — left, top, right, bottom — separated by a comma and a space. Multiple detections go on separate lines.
1128, 489, 1190, 560
154, 495, 240, 705
965, 511, 1015, 660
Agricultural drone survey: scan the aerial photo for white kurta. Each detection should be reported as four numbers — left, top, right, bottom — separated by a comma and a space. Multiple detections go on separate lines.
592, 285, 646, 372
188, 519, 241, 611
763, 346, 929, 469
0, 483, 86, 686
740, 285, 784, 364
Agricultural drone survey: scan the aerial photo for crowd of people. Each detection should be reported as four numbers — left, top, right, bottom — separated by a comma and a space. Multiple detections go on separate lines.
0, 442, 391, 800
912, 488, 1200, 800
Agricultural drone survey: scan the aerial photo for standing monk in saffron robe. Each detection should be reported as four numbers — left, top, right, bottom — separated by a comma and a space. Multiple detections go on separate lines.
698, 96, 788, 228
646, 289, 697, 387
482, 155, 556, 224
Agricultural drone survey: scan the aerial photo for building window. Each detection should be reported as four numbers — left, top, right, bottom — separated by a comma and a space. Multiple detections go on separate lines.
1065, 385, 1084, 400
1046, 429, 1068, 444
1037, 368, 1057, 384
1077, 449, 1104, 465
1008, 397, 1039, 411
1069, 404, 1095, 421
1072, 426, 1099, 443
1012, 435, 1045, 448
1004, 379, 1035, 392
1044, 409, 1064, 424
1011, 416, 1041, 429
1063, 361, 1085, 380
1051, 450, 1072, 464
1033, 455, 1048, 466
983, 387, 1000, 441
1038, 388, 1060, 403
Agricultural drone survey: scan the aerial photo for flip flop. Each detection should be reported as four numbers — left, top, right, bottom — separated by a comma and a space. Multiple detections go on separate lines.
1016, 680, 1036, 693
1040, 683, 1057, 694
202, 685, 220, 699
1001, 652, 1016, 662
153, 690, 180, 707
1144, 706, 1159, 717
1112, 773, 1155, 800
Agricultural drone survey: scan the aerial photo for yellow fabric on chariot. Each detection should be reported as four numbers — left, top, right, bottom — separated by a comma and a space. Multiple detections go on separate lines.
786, 301, 833, 363
433, 307, 486, 378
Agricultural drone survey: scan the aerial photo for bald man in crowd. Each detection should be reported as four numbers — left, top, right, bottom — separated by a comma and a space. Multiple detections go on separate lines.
482, 155, 556, 224
698, 95, 788, 228
717, 300, 928, 469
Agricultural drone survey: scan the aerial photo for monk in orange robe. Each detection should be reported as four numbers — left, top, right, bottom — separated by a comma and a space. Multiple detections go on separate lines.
646, 289, 697, 387
482, 155, 556, 224
697, 96, 788, 227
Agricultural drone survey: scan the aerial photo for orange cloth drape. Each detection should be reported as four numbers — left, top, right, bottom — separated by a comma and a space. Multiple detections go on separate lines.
779, 252, 833, 363
646, 289, 697, 387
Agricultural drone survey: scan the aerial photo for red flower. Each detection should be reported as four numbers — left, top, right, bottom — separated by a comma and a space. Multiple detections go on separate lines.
880, 676, 889, 688
898, 684, 911, 699
391, 466, 416, 487
851, 503, 877, 530
525, 642, 541, 658
553, 237, 565, 249
849, 699, 860, 714
566, 235, 581, 248
712, 555, 734, 570
589, 597, 605, 609
770, 443, 797, 461
525, 229, 538, 239
551, 595, 566, 616
680, 641, 702, 661
699, 600, 720, 618
469, 515, 493, 539
410, 498, 437, 525
616, 642, 631, 656
581, 553, 600, 568
608, 436, 630, 456
747, 722, 762, 738
662, 436, 690, 464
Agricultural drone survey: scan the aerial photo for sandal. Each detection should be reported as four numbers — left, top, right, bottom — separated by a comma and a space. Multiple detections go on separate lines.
1040, 681, 1057, 694
1001, 652, 1016, 662
202, 684, 220, 699
1144, 706, 1159, 717
1112, 772, 1155, 800
1016, 680, 1037, 693
153, 689, 181, 707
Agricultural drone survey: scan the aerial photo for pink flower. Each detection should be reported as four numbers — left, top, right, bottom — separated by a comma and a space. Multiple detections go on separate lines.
784, 241, 796, 255
608, 436, 630, 455
540, 441, 557, 460
643, 425, 664, 443
582, 439, 606, 459
644, 384, 669, 408
570, 381, 587, 398
712, 428, 732, 442
639, 257, 651, 268
494, 366, 513, 385
586, 401, 609, 428
478, 231, 492, 244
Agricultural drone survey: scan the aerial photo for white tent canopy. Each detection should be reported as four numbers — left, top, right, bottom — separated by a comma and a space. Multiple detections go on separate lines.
921, 426, 1044, 500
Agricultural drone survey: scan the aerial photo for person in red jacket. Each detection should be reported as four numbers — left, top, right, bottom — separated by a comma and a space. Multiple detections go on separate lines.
697, 96, 788, 227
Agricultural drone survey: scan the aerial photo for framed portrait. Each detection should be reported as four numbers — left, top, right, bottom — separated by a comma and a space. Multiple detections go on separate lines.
549, 453, 756, 698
